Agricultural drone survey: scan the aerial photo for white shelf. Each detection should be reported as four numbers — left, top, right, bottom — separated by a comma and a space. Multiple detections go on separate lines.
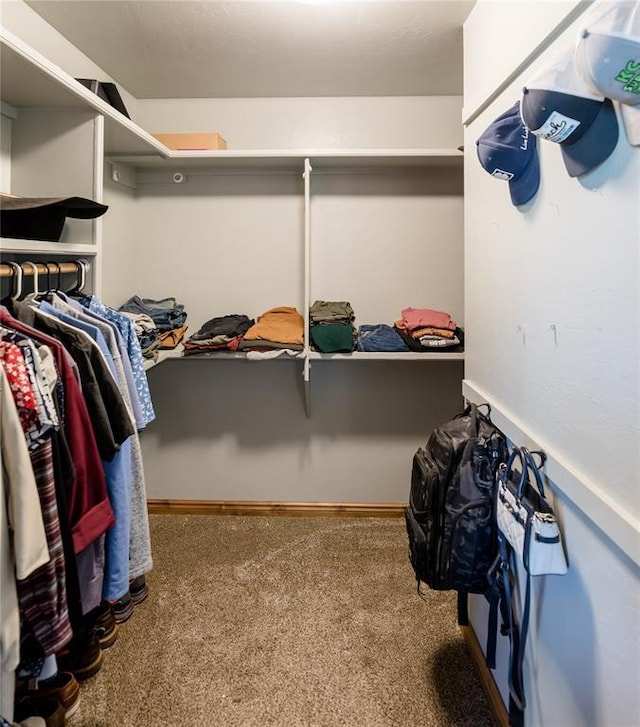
0, 27, 168, 157
143, 346, 463, 370
143, 349, 182, 371
0, 239, 98, 255
308, 351, 465, 361
143, 345, 308, 369
1, 28, 463, 171
109, 148, 463, 172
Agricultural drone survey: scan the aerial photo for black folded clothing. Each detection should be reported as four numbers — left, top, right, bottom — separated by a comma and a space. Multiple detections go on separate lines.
0, 193, 108, 241
190, 314, 254, 340
393, 326, 465, 352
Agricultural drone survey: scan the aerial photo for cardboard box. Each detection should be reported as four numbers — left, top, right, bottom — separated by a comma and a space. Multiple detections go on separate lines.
152, 133, 227, 150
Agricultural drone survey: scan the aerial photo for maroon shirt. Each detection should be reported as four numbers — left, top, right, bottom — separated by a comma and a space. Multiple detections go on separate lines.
0, 308, 115, 553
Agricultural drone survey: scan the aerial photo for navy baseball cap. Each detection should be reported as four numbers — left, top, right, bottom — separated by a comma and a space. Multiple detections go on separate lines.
521, 44, 619, 177
476, 101, 540, 207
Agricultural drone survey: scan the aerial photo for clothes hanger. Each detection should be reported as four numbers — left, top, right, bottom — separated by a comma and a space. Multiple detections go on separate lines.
22, 261, 39, 299
54, 262, 63, 292
66, 259, 89, 296
45, 261, 63, 296
8, 261, 23, 301
44, 261, 53, 292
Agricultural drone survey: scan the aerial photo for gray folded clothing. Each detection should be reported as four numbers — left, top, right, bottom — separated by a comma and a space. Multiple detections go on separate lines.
310, 300, 355, 325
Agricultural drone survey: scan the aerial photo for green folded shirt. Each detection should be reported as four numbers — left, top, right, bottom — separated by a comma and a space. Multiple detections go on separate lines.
310, 324, 355, 353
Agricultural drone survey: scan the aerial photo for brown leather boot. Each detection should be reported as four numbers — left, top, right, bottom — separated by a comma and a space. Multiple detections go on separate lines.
14, 696, 67, 727
21, 670, 80, 717
57, 632, 104, 681
87, 601, 118, 649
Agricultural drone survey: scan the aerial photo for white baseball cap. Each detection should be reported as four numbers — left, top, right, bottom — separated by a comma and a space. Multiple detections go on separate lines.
575, 1, 640, 146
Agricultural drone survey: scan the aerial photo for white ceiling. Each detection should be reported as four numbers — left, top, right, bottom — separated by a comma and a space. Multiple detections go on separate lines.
24, 0, 475, 99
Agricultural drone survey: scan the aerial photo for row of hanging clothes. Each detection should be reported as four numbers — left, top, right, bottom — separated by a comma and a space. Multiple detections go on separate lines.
0, 260, 156, 724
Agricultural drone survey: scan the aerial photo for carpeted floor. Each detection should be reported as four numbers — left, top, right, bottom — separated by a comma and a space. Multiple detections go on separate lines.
69, 515, 496, 727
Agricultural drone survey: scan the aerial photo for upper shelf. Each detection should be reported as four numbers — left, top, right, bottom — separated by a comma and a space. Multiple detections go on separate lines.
0, 239, 98, 255
0, 27, 167, 157
109, 148, 464, 172
1, 26, 464, 171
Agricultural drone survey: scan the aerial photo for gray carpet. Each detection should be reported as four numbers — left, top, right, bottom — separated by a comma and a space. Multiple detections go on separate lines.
70, 515, 496, 727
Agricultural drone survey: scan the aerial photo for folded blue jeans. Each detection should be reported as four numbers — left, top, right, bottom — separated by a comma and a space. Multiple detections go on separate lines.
357, 324, 409, 352
119, 295, 187, 332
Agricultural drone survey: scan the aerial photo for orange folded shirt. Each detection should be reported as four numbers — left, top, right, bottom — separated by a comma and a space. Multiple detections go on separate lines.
243, 306, 304, 345
410, 326, 456, 340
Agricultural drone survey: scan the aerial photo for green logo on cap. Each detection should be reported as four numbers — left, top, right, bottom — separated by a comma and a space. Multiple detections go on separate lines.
615, 60, 640, 95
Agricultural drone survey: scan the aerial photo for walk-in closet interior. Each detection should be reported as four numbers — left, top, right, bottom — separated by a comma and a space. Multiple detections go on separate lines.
1, 0, 639, 725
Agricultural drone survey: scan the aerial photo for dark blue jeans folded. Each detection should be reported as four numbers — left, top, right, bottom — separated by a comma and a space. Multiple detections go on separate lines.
119, 295, 187, 332
357, 324, 409, 352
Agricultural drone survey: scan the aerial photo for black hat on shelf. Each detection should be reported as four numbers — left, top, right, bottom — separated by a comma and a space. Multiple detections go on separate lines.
0, 193, 108, 242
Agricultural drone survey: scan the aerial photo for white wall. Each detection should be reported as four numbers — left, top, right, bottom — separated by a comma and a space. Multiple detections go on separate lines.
136, 96, 463, 150
0, 105, 13, 192
464, 2, 640, 724
0, 0, 138, 118
463, 0, 590, 123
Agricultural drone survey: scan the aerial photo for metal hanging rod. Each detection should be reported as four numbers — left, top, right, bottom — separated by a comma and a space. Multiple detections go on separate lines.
0, 260, 87, 278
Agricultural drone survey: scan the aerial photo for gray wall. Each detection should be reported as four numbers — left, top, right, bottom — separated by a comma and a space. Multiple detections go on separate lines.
102, 94, 466, 504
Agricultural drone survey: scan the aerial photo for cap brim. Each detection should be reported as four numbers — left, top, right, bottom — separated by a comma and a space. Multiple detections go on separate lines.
0, 194, 108, 218
509, 150, 540, 206
620, 103, 640, 146
561, 98, 619, 177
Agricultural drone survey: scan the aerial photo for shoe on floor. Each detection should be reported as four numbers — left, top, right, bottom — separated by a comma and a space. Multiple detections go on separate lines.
16, 717, 47, 727
57, 632, 104, 681
109, 590, 134, 623
14, 696, 66, 727
21, 671, 80, 717
129, 575, 149, 605
88, 601, 118, 649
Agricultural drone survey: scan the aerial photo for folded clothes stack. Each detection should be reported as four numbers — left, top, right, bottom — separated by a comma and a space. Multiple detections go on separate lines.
393, 306, 464, 352
356, 323, 409, 352
239, 306, 304, 352
182, 314, 254, 356
309, 300, 356, 353
119, 295, 187, 331
119, 311, 161, 359
118, 295, 188, 358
